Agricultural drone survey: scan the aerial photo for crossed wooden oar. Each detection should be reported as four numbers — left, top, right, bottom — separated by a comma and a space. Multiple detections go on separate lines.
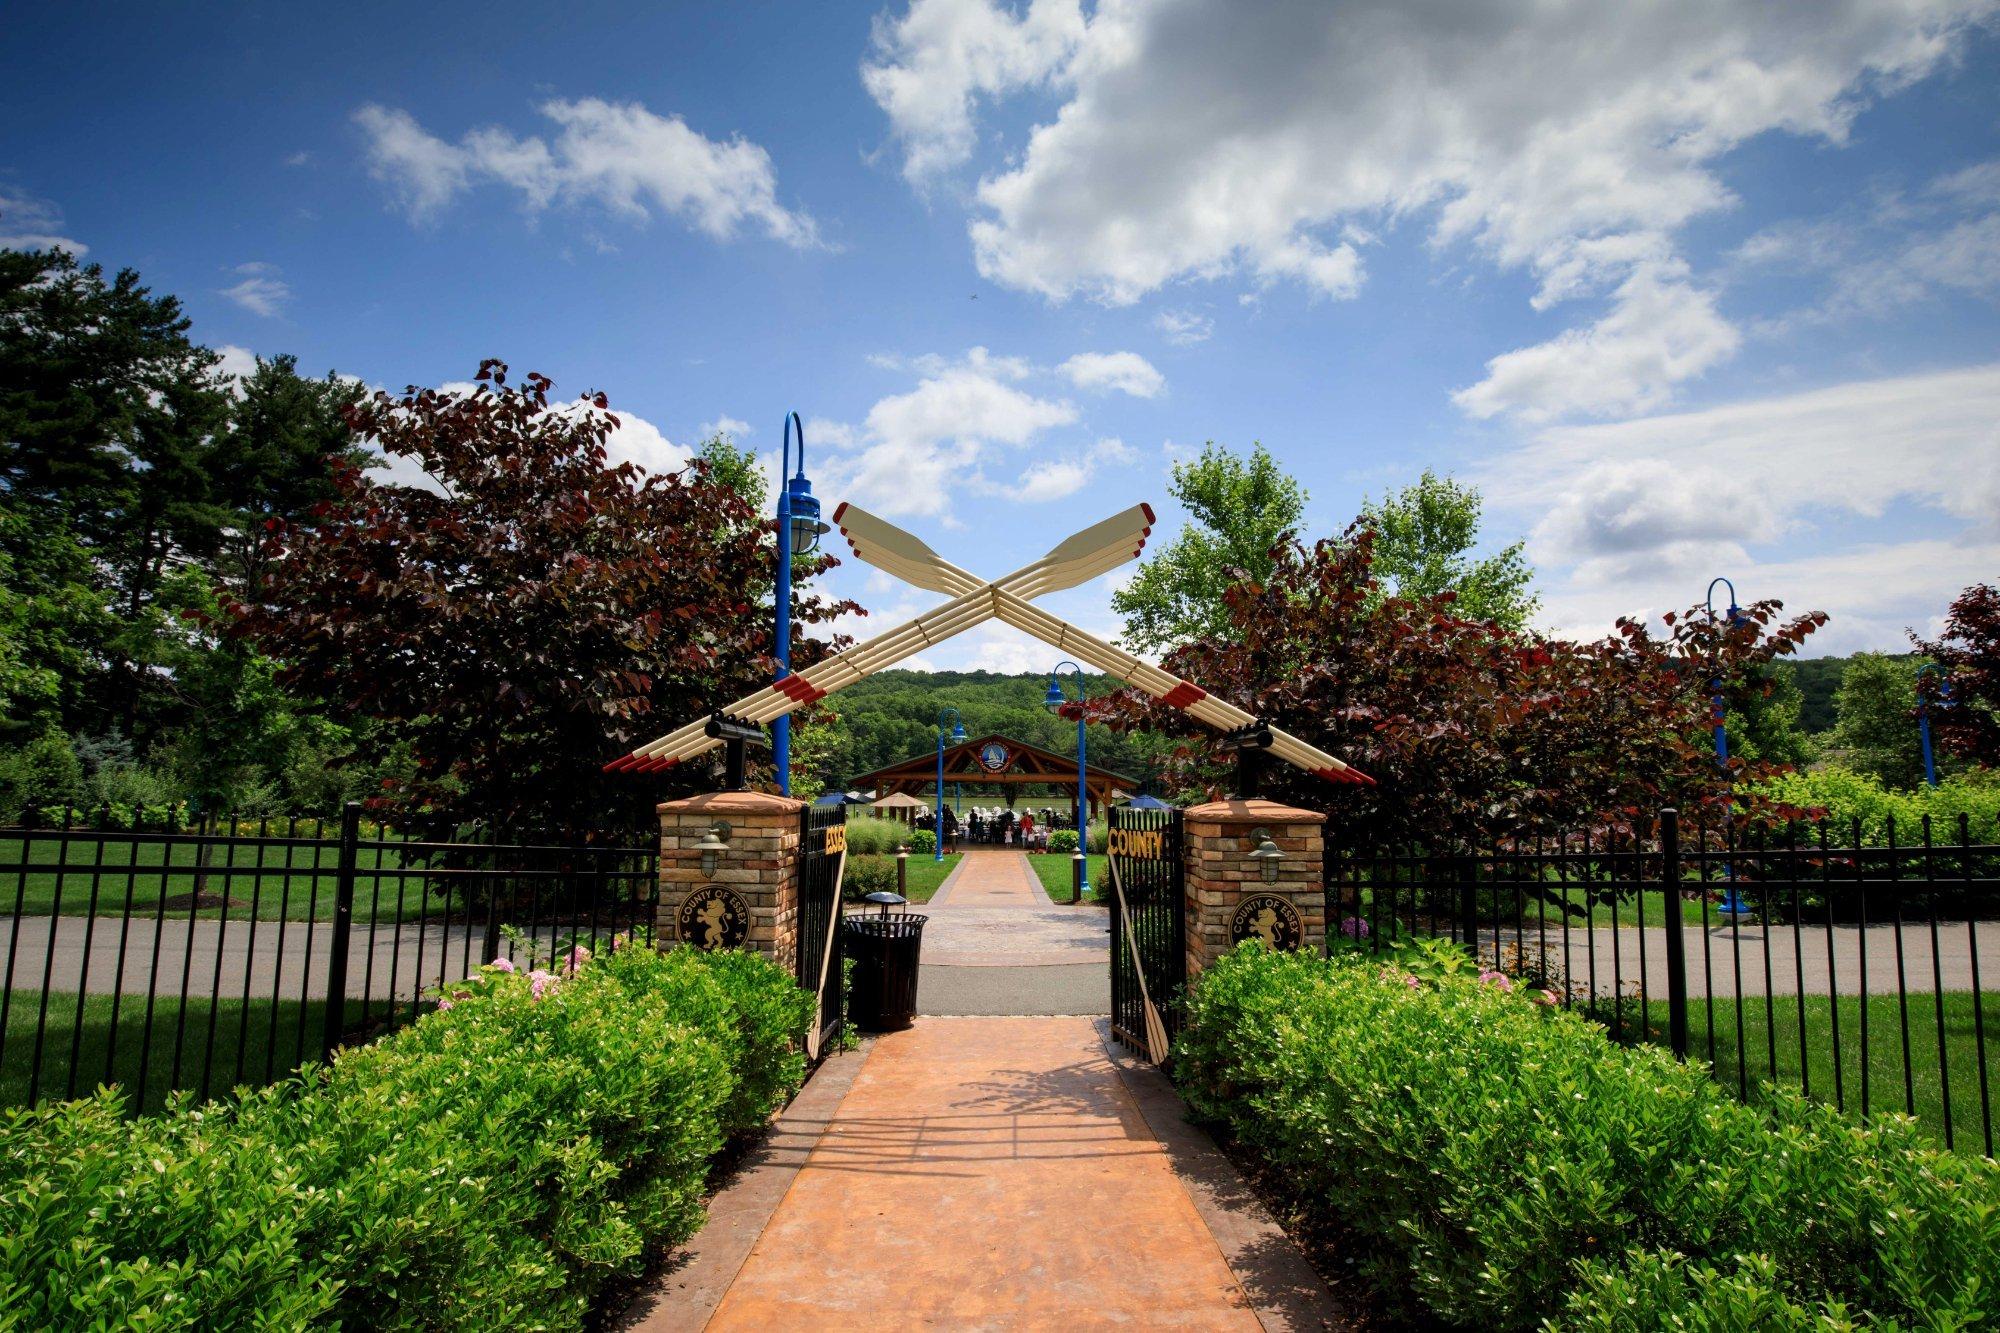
604, 503, 1371, 786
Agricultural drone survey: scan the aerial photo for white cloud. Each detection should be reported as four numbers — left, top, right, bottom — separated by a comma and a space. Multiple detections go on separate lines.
1481, 363, 2000, 647
815, 349, 1079, 519
1058, 350, 1164, 398
866, 0, 1995, 419
862, 0, 1087, 185
1539, 538, 2000, 655
355, 98, 819, 247
1820, 212, 2000, 317
1735, 161, 2000, 327
212, 344, 261, 384
366, 382, 688, 491
1453, 260, 1741, 421
700, 415, 753, 440
220, 262, 291, 318
0, 187, 86, 255
1154, 308, 1213, 345
1009, 436, 1135, 501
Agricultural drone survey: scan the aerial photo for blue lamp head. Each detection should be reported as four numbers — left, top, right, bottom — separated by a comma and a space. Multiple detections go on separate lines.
1042, 677, 1067, 711
952, 720, 967, 743
785, 475, 828, 553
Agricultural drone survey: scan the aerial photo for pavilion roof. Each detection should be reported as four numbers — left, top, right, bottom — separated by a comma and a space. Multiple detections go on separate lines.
850, 732, 1138, 794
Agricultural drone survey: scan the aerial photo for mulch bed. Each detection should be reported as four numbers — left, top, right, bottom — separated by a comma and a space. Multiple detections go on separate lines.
1204, 1128, 1429, 1331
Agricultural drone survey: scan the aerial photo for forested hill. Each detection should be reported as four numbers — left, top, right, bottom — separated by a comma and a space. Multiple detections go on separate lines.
813, 670, 1175, 791
813, 655, 1886, 793
1781, 654, 1918, 735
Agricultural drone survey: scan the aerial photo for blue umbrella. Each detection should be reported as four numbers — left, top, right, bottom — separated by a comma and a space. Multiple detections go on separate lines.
1124, 794, 1172, 810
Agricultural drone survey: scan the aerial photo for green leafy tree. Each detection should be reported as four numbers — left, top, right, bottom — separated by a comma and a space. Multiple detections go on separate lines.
214, 354, 368, 591
1111, 443, 1307, 655
0, 501, 114, 738
785, 707, 851, 802
695, 430, 766, 513
1832, 653, 1926, 788
1725, 664, 1814, 767
1357, 470, 1538, 628
0, 248, 230, 733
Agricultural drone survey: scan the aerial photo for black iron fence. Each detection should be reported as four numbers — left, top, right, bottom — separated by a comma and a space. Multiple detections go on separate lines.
0, 802, 657, 1115
1330, 810, 2000, 1156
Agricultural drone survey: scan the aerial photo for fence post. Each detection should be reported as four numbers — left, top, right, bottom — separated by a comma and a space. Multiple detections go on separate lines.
1458, 854, 1479, 956
320, 802, 361, 1062
1660, 808, 1689, 1059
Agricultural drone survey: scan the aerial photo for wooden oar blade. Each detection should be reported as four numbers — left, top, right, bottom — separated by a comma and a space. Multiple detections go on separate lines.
831, 502, 970, 596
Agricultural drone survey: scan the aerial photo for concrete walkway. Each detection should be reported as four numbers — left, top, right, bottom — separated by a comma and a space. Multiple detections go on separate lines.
918, 851, 1109, 1016
635, 1016, 1347, 1330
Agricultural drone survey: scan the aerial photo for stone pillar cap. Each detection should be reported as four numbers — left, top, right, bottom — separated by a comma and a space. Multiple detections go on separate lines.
656, 789, 807, 816
1183, 798, 1326, 825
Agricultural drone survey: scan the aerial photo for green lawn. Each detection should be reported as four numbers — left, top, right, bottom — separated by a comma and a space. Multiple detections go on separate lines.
1348, 882, 1739, 930
1, 989, 328, 1116
1612, 989, 2000, 1155
851, 852, 962, 904
1028, 852, 1108, 903
0, 832, 647, 924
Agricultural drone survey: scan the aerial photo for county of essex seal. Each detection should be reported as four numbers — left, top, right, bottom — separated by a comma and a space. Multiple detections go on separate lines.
678, 885, 750, 951
1231, 894, 1303, 951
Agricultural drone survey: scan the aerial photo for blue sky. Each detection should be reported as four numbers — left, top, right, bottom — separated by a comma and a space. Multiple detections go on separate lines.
5, 0, 1998, 670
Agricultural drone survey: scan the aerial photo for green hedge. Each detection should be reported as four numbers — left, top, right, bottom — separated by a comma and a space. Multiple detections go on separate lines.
0, 943, 812, 1329
1755, 764, 2000, 841
1175, 944, 2000, 1330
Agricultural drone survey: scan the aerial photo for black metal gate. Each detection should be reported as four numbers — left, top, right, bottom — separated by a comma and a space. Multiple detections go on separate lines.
1107, 805, 1186, 1060
796, 803, 848, 1055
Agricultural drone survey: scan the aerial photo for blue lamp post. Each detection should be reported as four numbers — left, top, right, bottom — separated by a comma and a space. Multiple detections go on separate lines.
1705, 577, 1742, 770
936, 708, 965, 862
773, 412, 828, 795
1917, 664, 1953, 788
1043, 661, 1089, 898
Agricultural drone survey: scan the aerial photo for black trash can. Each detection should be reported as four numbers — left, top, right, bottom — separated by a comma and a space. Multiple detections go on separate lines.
844, 912, 928, 1031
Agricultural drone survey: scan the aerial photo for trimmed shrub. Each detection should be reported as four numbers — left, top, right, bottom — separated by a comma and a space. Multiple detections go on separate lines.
1175, 943, 2000, 1330
1756, 764, 2000, 841
1046, 828, 1079, 854
845, 853, 899, 900
907, 827, 936, 854
0, 943, 811, 1329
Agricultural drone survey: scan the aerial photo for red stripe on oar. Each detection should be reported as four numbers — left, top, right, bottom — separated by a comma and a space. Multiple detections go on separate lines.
776, 675, 826, 703
1141, 503, 1156, 524
601, 755, 632, 773
1160, 682, 1206, 710
642, 755, 681, 773
831, 502, 848, 523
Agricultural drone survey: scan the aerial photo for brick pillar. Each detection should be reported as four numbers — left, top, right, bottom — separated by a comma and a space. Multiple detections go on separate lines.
1183, 798, 1326, 978
656, 790, 806, 970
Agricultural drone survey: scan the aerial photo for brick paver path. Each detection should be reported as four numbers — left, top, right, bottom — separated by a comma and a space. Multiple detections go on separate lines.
922, 849, 1106, 967
703, 1017, 1263, 1329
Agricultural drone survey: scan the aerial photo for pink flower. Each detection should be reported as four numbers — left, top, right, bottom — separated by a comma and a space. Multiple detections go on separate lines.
607, 933, 627, 954
489, 957, 516, 974
529, 968, 555, 1000
1338, 916, 1370, 940
563, 944, 592, 976
1403, 973, 1423, 990
1530, 988, 1558, 1007
1478, 969, 1514, 992
436, 996, 454, 1012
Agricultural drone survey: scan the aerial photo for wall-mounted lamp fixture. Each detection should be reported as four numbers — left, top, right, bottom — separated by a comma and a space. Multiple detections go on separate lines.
696, 820, 732, 878
1249, 826, 1284, 884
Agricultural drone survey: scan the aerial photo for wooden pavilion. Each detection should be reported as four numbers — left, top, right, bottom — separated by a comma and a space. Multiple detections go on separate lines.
850, 733, 1137, 819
